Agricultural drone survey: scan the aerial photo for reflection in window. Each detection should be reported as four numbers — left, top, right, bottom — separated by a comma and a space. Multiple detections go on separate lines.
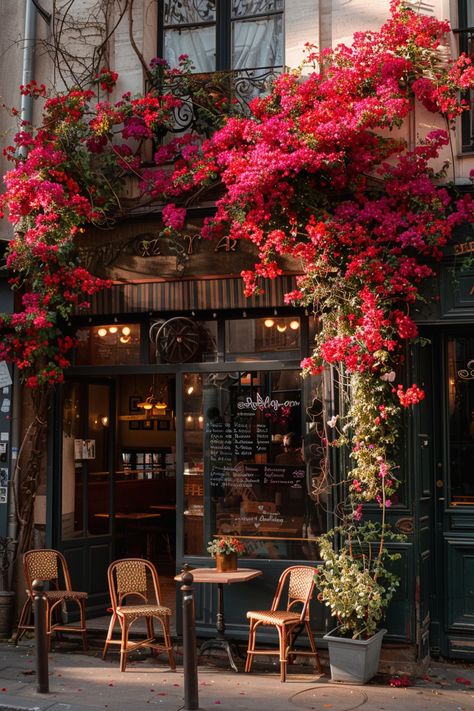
448, 337, 474, 505
225, 317, 300, 358
182, 370, 327, 560
75, 323, 141, 366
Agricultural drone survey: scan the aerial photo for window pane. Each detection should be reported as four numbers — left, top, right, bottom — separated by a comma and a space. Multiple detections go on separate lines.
75, 324, 141, 366
201, 371, 326, 559
87, 384, 111, 535
164, 0, 216, 25
232, 16, 283, 68
183, 374, 205, 555
225, 317, 300, 359
62, 382, 85, 539
448, 336, 474, 505
62, 383, 112, 539
164, 26, 216, 72
232, 1, 284, 18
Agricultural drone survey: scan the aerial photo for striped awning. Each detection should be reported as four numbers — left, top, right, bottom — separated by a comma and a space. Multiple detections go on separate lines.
89, 274, 298, 315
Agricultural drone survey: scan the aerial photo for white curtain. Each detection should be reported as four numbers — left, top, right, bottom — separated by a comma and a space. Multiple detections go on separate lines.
232, 16, 283, 69
164, 26, 216, 72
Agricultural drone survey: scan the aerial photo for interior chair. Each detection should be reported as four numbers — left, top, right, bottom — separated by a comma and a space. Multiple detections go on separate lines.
245, 565, 321, 682
103, 558, 175, 672
16, 548, 88, 650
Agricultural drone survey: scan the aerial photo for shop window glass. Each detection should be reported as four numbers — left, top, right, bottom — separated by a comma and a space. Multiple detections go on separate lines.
75, 323, 141, 365
225, 317, 301, 359
182, 369, 327, 559
62, 382, 111, 539
448, 336, 474, 505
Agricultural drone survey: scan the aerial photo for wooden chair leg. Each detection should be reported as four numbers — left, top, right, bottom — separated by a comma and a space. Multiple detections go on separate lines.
305, 620, 321, 673
146, 616, 154, 653
278, 625, 287, 682
79, 600, 88, 651
103, 612, 117, 660
245, 619, 255, 673
15, 597, 32, 645
162, 617, 175, 670
120, 619, 129, 672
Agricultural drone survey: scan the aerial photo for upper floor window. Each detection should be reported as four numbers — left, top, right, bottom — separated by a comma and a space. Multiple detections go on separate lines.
160, 1, 284, 74
457, 1, 474, 151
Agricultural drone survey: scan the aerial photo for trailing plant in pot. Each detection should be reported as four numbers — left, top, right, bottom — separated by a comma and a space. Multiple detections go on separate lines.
315, 521, 405, 683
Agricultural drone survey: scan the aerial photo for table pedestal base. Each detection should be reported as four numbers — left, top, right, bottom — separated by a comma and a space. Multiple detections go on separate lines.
199, 637, 241, 673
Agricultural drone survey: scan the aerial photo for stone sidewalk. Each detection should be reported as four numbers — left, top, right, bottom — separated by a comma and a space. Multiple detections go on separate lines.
0, 640, 472, 711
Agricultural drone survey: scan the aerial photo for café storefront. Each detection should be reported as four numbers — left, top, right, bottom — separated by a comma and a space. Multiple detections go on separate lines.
41, 219, 474, 660
49, 251, 335, 642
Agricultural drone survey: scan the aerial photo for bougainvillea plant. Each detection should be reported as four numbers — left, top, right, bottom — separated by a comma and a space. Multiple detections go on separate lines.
157, 1, 474, 517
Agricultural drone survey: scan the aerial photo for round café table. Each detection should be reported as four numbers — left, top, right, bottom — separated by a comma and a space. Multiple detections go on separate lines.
175, 567, 262, 672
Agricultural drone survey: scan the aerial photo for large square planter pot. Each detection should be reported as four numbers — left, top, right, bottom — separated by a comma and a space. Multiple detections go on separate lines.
323, 627, 387, 684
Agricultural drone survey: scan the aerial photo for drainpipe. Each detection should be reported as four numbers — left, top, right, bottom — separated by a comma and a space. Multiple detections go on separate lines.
7, 0, 38, 545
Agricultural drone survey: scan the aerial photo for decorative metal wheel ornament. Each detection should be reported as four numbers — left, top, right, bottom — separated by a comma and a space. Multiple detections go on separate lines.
151, 317, 201, 363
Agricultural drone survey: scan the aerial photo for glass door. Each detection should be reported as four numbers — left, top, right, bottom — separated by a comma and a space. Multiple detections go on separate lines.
59, 380, 114, 615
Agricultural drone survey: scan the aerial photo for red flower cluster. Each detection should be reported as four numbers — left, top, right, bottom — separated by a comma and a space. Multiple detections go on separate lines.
396, 384, 425, 407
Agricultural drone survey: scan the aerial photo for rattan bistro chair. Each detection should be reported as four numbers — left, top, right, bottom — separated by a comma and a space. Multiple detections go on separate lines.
245, 565, 321, 682
103, 558, 175, 672
16, 549, 88, 650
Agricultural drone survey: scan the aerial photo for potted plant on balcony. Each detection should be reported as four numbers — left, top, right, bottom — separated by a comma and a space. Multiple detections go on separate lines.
207, 537, 245, 572
315, 521, 404, 684
0, 537, 16, 640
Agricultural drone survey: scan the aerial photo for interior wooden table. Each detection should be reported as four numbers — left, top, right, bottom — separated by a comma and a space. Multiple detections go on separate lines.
175, 567, 262, 672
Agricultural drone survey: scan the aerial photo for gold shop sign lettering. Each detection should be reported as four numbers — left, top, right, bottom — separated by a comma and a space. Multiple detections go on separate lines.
454, 240, 474, 255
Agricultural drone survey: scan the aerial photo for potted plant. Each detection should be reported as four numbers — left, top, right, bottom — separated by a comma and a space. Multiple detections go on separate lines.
207, 537, 245, 572
0, 537, 16, 640
315, 521, 404, 684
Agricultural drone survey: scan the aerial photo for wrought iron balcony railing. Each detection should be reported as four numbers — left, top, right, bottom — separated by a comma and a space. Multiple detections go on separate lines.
158, 65, 281, 136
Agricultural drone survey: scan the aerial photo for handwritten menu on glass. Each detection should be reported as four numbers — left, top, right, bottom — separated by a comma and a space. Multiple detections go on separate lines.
207, 418, 271, 461
210, 463, 305, 489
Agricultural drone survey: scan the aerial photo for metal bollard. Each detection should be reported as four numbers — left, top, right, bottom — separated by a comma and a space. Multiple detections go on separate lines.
32, 579, 49, 693
181, 570, 199, 711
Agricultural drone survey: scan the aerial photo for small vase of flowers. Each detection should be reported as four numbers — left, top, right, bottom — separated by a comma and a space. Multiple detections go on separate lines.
207, 537, 245, 572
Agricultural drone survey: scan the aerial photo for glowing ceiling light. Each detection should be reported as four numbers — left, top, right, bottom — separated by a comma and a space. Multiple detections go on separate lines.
120, 336, 131, 344
276, 323, 287, 333
290, 320, 300, 330
122, 326, 131, 336
98, 328, 107, 337
187, 386, 194, 395
264, 319, 275, 328
109, 326, 118, 334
